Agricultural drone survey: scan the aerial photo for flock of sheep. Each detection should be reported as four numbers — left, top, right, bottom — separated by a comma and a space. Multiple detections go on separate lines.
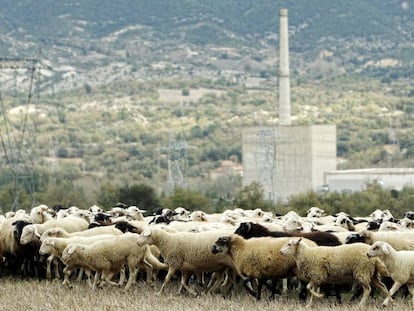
1, 203, 414, 308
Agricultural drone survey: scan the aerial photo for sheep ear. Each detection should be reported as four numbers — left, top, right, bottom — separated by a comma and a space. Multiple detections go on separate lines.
34, 227, 41, 238
67, 245, 77, 255
142, 229, 151, 237
291, 238, 301, 245
381, 244, 389, 254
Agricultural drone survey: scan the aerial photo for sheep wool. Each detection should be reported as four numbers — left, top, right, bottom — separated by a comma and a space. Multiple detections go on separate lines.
367, 241, 414, 307
280, 238, 388, 307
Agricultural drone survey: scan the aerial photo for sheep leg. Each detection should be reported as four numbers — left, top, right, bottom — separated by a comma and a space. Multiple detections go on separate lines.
192, 271, 204, 287
221, 269, 236, 296
84, 268, 93, 287
53, 257, 61, 279
307, 282, 323, 298
256, 279, 265, 300
142, 260, 154, 284
46, 255, 54, 280
118, 267, 126, 286
407, 283, 414, 309
358, 283, 371, 306
371, 276, 389, 298
77, 268, 84, 282
241, 277, 258, 298
306, 282, 322, 308
264, 278, 282, 300
158, 266, 176, 295
92, 271, 100, 290
62, 266, 74, 287
125, 265, 137, 290
101, 271, 120, 287
205, 271, 221, 295
179, 271, 198, 296
383, 281, 403, 306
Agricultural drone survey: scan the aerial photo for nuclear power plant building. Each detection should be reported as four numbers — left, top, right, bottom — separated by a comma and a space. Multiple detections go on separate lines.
242, 9, 337, 203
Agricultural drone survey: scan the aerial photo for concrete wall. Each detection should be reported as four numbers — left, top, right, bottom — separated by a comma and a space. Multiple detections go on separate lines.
242, 124, 337, 202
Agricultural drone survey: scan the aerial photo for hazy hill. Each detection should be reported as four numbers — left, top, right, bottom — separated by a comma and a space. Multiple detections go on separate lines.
0, 1, 413, 203
1, 0, 413, 89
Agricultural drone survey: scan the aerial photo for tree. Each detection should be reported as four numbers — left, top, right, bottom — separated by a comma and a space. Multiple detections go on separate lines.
36, 179, 89, 209
162, 187, 210, 212
118, 183, 160, 213
233, 182, 273, 211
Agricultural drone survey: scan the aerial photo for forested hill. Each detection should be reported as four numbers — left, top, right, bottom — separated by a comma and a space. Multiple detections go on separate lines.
1, 1, 413, 60
2, 0, 413, 43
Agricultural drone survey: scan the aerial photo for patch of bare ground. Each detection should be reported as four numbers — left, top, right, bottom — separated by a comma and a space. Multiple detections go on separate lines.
0, 277, 411, 311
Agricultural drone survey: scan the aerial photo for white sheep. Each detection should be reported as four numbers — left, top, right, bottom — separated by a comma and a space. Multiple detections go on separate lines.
306, 207, 326, 218
136, 227, 235, 296
30, 204, 52, 224
20, 216, 89, 245
39, 235, 117, 287
62, 232, 167, 290
378, 221, 401, 231
211, 234, 318, 300
367, 241, 414, 307
20, 216, 89, 279
280, 238, 389, 307
40, 225, 123, 242
346, 230, 414, 250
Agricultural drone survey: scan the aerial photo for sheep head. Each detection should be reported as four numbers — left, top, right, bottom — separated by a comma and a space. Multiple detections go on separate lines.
20, 225, 40, 245
280, 237, 302, 256
211, 236, 231, 254
367, 241, 390, 258
234, 222, 251, 238
345, 232, 365, 244
39, 239, 55, 255
136, 229, 153, 247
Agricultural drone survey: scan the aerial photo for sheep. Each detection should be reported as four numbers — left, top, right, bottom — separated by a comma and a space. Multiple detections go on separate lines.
370, 209, 395, 222
211, 234, 318, 300
62, 233, 167, 290
174, 206, 190, 221
378, 221, 401, 231
345, 230, 414, 250
89, 205, 104, 215
136, 228, 235, 296
30, 204, 53, 224
400, 217, 414, 230
20, 216, 89, 280
367, 241, 414, 307
0, 213, 38, 277
39, 235, 118, 287
306, 207, 326, 218
21, 216, 89, 245
279, 238, 389, 307
235, 222, 341, 247
125, 205, 146, 221
40, 225, 123, 242
12, 219, 46, 278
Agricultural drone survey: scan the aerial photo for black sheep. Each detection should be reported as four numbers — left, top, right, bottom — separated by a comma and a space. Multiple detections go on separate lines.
234, 222, 341, 246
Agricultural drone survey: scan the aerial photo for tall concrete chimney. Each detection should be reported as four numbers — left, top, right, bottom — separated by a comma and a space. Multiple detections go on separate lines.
278, 8, 291, 125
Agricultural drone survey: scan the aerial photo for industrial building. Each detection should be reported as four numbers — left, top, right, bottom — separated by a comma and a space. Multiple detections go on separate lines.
242, 9, 337, 203
324, 168, 414, 193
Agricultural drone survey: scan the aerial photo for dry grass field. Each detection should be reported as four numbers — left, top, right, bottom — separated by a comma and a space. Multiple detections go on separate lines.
0, 277, 412, 311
